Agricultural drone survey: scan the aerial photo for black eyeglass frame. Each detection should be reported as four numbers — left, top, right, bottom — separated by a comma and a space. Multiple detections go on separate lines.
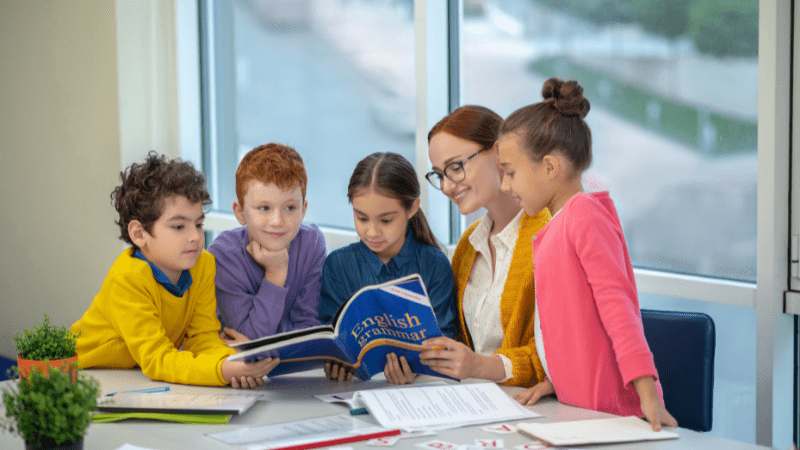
425, 146, 491, 190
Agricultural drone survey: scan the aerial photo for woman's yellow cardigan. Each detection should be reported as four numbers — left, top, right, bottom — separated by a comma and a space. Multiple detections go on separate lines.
451, 209, 550, 387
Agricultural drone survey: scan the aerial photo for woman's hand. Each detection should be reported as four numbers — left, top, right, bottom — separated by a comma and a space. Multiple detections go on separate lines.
419, 337, 505, 380
324, 361, 354, 382
220, 327, 250, 347
513, 379, 555, 405
384, 353, 416, 385
634, 376, 678, 431
221, 357, 280, 388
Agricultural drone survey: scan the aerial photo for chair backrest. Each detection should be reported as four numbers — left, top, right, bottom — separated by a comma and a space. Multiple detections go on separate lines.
640, 309, 715, 432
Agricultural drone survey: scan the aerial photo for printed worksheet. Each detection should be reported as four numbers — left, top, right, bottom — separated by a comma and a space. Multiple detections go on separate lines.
352, 382, 541, 431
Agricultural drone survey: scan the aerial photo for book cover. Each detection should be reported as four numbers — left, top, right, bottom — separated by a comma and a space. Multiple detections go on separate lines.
228, 274, 451, 380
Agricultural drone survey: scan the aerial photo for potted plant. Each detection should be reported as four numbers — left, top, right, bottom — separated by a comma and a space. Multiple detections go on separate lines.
2, 365, 99, 449
13, 315, 79, 381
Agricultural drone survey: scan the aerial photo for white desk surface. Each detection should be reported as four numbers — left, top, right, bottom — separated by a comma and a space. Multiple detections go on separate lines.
0, 368, 770, 450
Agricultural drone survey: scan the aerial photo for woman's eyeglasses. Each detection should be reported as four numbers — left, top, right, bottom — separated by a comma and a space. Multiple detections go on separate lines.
425, 146, 491, 190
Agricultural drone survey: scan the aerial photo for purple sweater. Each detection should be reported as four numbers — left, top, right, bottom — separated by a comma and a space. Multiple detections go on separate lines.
208, 224, 326, 340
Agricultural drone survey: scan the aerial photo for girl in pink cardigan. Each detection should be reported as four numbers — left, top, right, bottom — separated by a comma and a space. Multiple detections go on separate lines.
495, 77, 677, 431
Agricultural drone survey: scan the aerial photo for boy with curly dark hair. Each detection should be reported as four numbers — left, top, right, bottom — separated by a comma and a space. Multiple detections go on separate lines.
71, 152, 278, 387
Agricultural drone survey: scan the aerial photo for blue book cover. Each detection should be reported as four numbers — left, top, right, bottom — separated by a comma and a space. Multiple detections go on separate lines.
228, 274, 452, 380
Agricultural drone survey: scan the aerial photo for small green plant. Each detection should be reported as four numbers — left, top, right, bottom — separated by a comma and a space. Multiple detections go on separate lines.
2, 364, 99, 448
13, 314, 79, 360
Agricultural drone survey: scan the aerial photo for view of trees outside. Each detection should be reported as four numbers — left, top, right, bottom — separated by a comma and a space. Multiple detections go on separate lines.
225, 0, 415, 231
463, 0, 757, 282
459, 0, 758, 443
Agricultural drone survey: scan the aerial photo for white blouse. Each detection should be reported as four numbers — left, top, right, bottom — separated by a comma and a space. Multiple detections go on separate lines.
462, 210, 526, 382
534, 208, 560, 381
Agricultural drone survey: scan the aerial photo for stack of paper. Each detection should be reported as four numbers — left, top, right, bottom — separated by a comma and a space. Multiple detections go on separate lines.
351, 382, 541, 431
516, 416, 679, 446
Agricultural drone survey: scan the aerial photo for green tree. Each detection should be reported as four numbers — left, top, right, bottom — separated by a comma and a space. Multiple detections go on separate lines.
688, 0, 758, 58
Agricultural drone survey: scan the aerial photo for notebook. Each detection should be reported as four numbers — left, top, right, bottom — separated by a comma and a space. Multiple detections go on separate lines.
97, 392, 261, 415
516, 416, 679, 446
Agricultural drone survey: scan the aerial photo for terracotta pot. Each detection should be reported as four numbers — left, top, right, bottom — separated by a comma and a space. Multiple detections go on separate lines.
16, 354, 78, 382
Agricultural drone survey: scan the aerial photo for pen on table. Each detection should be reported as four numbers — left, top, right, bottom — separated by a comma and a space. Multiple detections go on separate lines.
106, 386, 170, 397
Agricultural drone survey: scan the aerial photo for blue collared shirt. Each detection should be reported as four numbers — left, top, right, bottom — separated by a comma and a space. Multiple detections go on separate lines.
318, 228, 456, 338
132, 248, 193, 297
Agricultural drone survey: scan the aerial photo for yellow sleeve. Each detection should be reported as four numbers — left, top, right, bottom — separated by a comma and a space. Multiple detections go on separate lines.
96, 254, 233, 386
181, 252, 237, 381
494, 209, 550, 388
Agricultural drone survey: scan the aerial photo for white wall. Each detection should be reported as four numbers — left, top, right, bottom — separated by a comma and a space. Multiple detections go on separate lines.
0, 0, 123, 358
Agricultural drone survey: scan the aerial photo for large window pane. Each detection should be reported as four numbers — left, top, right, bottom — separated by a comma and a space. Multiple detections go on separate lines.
462, 0, 757, 282
215, 0, 416, 230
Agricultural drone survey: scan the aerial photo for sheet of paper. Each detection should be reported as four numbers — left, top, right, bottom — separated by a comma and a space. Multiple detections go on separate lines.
315, 381, 449, 408
206, 413, 396, 450
353, 382, 540, 431
516, 415, 679, 446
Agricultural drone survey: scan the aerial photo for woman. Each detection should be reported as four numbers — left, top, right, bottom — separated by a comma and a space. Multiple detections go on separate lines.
418, 105, 550, 387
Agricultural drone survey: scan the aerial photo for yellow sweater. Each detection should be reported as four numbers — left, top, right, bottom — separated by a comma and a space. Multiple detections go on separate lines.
451, 209, 551, 387
71, 248, 235, 386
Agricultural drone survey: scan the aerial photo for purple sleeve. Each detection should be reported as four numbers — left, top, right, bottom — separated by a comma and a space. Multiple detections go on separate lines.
287, 225, 326, 329
209, 231, 288, 340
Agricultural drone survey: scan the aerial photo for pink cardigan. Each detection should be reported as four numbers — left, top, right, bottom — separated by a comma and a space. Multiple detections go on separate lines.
532, 192, 662, 417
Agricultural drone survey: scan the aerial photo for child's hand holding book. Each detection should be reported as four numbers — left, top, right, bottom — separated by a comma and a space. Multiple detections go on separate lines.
222, 354, 280, 388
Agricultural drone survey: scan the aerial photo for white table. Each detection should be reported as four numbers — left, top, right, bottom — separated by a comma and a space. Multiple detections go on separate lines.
0, 368, 772, 450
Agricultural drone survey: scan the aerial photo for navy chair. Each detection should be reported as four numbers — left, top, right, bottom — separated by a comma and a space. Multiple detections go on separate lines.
640, 309, 715, 432
0, 355, 16, 381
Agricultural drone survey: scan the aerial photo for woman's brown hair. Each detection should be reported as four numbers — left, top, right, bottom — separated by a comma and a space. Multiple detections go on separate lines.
428, 105, 503, 149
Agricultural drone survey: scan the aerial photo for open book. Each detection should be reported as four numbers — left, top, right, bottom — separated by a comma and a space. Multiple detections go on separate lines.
228, 274, 450, 380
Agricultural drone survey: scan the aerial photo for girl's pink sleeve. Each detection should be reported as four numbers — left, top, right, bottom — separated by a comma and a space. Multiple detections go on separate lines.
568, 198, 658, 387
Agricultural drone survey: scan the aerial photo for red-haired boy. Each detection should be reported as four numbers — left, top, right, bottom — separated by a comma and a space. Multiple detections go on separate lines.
209, 143, 326, 340
71, 152, 277, 387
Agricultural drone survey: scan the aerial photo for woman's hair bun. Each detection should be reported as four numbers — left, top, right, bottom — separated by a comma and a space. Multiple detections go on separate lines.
541, 77, 590, 119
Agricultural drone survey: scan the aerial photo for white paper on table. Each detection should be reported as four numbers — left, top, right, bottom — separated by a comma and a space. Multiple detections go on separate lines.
352, 382, 541, 431
206, 413, 393, 450
516, 415, 679, 446
315, 381, 449, 408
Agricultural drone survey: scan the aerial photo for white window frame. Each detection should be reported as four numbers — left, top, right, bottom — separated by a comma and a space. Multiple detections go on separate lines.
156, 0, 793, 446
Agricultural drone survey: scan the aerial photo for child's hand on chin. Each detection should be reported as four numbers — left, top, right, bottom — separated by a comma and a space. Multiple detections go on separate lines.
222, 357, 280, 389
513, 379, 554, 406
246, 240, 289, 286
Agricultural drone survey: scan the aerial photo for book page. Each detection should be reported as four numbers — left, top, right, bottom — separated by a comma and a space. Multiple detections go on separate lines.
516, 416, 679, 446
352, 382, 541, 431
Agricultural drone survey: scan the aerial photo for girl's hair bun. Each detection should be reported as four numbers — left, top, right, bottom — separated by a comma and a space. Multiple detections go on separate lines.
542, 77, 590, 119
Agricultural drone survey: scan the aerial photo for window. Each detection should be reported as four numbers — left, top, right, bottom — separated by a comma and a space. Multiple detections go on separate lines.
188, 0, 794, 445
461, 0, 757, 283
200, 0, 419, 235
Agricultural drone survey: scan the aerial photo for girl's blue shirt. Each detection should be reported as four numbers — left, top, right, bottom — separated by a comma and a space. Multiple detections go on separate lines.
318, 227, 456, 338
